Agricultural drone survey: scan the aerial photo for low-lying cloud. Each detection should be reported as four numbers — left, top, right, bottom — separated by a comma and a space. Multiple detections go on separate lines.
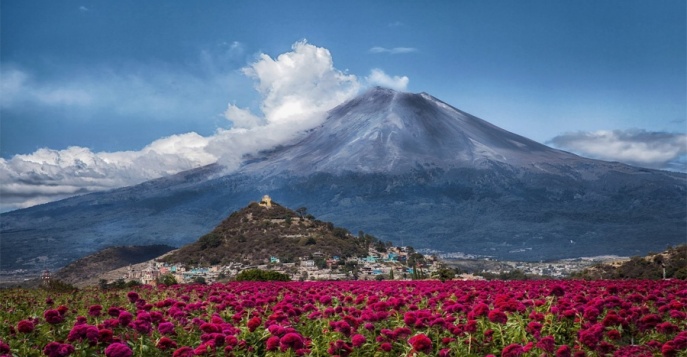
1, 40, 410, 212
548, 129, 687, 172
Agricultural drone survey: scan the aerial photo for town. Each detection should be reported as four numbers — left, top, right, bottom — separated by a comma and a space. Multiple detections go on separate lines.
117, 244, 448, 285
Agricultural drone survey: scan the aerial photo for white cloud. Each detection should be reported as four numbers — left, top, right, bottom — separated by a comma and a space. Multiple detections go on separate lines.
365, 68, 409, 91
215, 40, 362, 168
548, 129, 687, 172
2, 40, 411, 212
0, 133, 218, 212
227, 40, 359, 126
369, 46, 417, 54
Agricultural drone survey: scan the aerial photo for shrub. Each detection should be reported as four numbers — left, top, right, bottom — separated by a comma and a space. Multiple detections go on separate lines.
234, 269, 290, 281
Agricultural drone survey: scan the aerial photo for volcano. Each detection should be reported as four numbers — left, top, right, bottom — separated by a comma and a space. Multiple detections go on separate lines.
2, 87, 685, 273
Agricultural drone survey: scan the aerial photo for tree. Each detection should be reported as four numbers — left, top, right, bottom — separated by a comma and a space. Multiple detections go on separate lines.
436, 268, 455, 282
157, 274, 178, 286
193, 276, 207, 285
653, 255, 666, 279
125, 280, 141, 288
314, 257, 328, 269
296, 207, 308, 218
235, 269, 290, 282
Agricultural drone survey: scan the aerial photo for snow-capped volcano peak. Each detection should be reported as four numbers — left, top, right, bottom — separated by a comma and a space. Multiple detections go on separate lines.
241, 87, 575, 175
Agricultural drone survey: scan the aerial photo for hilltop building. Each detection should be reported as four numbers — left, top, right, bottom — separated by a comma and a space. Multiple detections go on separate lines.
259, 195, 272, 208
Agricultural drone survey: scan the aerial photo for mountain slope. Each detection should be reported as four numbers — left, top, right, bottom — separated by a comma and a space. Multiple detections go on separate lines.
55, 245, 175, 286
1, 88, 685, 274
243, 87, 581, 175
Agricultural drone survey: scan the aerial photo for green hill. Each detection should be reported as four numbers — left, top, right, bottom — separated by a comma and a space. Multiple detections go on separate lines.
161, 198, 372, 266
572, 245, 687, 280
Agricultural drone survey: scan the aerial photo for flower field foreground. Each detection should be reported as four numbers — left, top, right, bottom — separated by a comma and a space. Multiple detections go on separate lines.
1, 280, 686, 356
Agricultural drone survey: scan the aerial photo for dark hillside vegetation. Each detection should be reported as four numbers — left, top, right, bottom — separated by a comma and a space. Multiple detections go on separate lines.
161, 201, 371, 266
572, 245, 687, 280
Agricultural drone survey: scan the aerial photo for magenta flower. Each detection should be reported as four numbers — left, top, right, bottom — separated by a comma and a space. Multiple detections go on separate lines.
438, 348, 452, 357
279, 332, 305, 351
107, 307, 121, 317
155, 337, 177, 350
117, 311, 133, 326
266, 336, 280, 351
131, 319, 151, 334
157, 321, 176, 335
578, 324, 604, 349
171, 346, 194, 357
351, 334, 366, 347
488, 309, 508, 324
247, 316, 261, 332
67, 324, 99, 344
408, 333, 432, 354
98, 329, 113, 344
87, 305, 102, 317
126, 291, 139, 303
501, 344, 525, 357
104, 342, 132, 357
555, 345, 571, 357
44, 309, 64, 324
17, 320, 34, 333
327, 339, 353, 356
637, 314, 662, 332
549, 285, 565, 297
471, 302, 490, 318
318, 295, 332, 305
335, 320, 352, 336
536, 336, 555, 353
42, 342, 75, 357
0, 340, 9, 354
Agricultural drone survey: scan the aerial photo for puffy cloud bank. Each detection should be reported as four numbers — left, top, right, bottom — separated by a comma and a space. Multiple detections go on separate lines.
1, 41, 409, 212
0, 133, 215, 210
548, 129, 687, 172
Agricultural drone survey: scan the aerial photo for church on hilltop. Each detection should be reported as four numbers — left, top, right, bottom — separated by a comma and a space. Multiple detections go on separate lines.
259, 195, 272, 208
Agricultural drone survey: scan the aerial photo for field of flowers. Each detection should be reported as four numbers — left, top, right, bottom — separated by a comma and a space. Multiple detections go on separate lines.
1, 279, 685, 357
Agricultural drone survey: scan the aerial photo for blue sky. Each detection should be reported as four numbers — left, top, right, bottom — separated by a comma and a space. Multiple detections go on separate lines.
1, 1, 685, 211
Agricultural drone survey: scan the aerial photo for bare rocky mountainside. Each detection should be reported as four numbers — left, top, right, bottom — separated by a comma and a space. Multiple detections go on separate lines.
2, 87, 685, 274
